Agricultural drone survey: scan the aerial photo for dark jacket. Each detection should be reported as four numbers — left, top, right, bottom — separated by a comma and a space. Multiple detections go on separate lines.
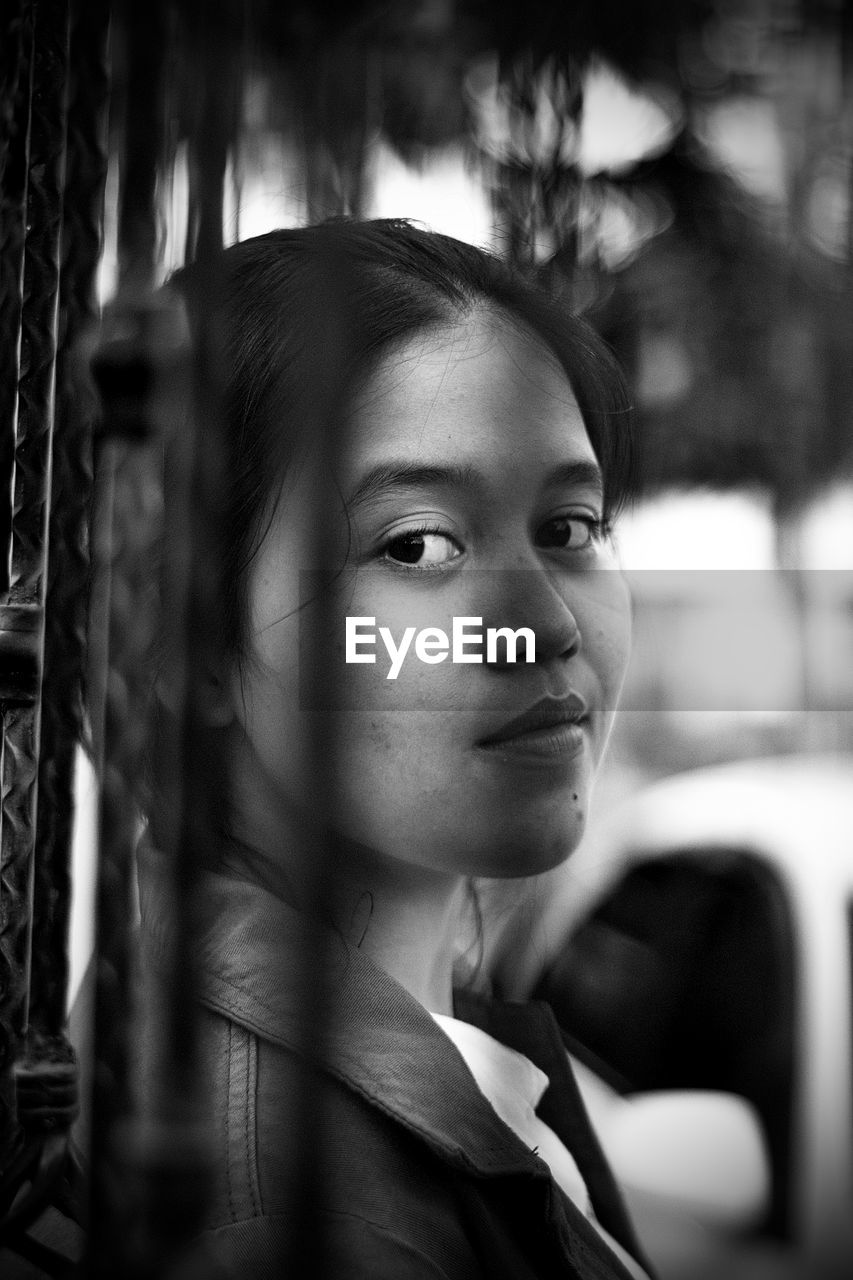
138, 858, 651, 1280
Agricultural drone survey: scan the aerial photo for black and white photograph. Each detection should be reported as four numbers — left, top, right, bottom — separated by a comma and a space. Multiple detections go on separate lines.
1, 2, 852, 1277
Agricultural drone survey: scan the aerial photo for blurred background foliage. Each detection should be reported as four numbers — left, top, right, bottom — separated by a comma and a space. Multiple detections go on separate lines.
98, 0, 853, 517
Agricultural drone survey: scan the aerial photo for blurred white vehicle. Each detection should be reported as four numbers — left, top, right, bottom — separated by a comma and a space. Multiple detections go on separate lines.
483, 755, 853, 1280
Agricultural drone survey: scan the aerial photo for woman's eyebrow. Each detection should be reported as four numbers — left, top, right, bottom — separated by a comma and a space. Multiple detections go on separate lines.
345, 458, 604, 511
544, 460, 604, 498
345, 462, 480, 510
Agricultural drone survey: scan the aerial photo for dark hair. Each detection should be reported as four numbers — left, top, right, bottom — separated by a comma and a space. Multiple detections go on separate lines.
176, 218, 633, 660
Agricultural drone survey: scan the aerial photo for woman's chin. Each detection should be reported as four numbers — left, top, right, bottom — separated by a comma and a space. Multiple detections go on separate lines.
457, 818, 587, 880
331, 790, 589, 883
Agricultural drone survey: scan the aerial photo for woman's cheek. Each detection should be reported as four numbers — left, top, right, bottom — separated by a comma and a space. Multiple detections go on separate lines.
609, 573, 634, 696
571, 571, 631, 719
325, 590, 469, 707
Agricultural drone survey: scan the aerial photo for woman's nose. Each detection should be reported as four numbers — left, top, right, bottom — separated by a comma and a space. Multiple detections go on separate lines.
482, 568, 581, 669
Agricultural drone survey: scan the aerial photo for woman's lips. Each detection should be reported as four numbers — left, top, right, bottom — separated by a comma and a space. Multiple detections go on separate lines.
476, 693, 589, 760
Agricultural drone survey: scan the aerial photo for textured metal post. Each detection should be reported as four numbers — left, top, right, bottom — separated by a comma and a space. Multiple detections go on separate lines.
0, 0, 31, 601
11, 0, 70, 611
0, 0, 33, 1173
28, 0, 110, 1048
0, 691, 39, 1035
0, 0, 70, 1174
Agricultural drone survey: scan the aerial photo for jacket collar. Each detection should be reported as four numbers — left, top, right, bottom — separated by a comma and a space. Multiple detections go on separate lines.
139, 849, 650, 1279
138, 849, 546, 1179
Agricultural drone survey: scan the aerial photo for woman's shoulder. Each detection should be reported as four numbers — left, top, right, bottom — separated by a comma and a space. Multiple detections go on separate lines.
189, 977, 645, 1280
197, 1210, 472, 1279
198, 1009, 491, 1277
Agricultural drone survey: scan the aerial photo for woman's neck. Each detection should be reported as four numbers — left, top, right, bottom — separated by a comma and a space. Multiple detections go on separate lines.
329, 862, 467, 1015
225, 788, 467, 1015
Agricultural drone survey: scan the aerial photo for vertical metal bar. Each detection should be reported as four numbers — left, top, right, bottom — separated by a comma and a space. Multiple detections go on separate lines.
127, 12, 238, 1258
116, 0, 166, 293
85, 0, 172, 1268
29, 0, 110, 1047
272, 242, 356, 1280
134, 276, 222, 1272
0, 0, 27, 189
300, 36, 372, 223
0, 0, 107, 1224
10, 0, 71, 609
184, 1, 241, 264
0, 0, 70, 1162
0, 699, 39, 1154
86, 413, 168, 1275
0, 0, 34, 1170
0, 0, 31, 601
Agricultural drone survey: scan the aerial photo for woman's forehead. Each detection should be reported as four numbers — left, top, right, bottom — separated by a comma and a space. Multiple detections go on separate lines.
339, 309, 591, 480
356, 307, 574, 402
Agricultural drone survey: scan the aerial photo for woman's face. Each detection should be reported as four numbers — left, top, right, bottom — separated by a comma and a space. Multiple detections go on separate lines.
229, 308, 631, 881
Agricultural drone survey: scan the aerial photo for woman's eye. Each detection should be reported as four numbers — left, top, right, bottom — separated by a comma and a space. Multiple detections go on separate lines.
536, 515, 605, 552
382, 530, 462, 568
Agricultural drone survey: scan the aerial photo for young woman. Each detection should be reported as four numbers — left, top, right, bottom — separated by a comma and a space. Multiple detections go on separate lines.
138, 220, 646, 1279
